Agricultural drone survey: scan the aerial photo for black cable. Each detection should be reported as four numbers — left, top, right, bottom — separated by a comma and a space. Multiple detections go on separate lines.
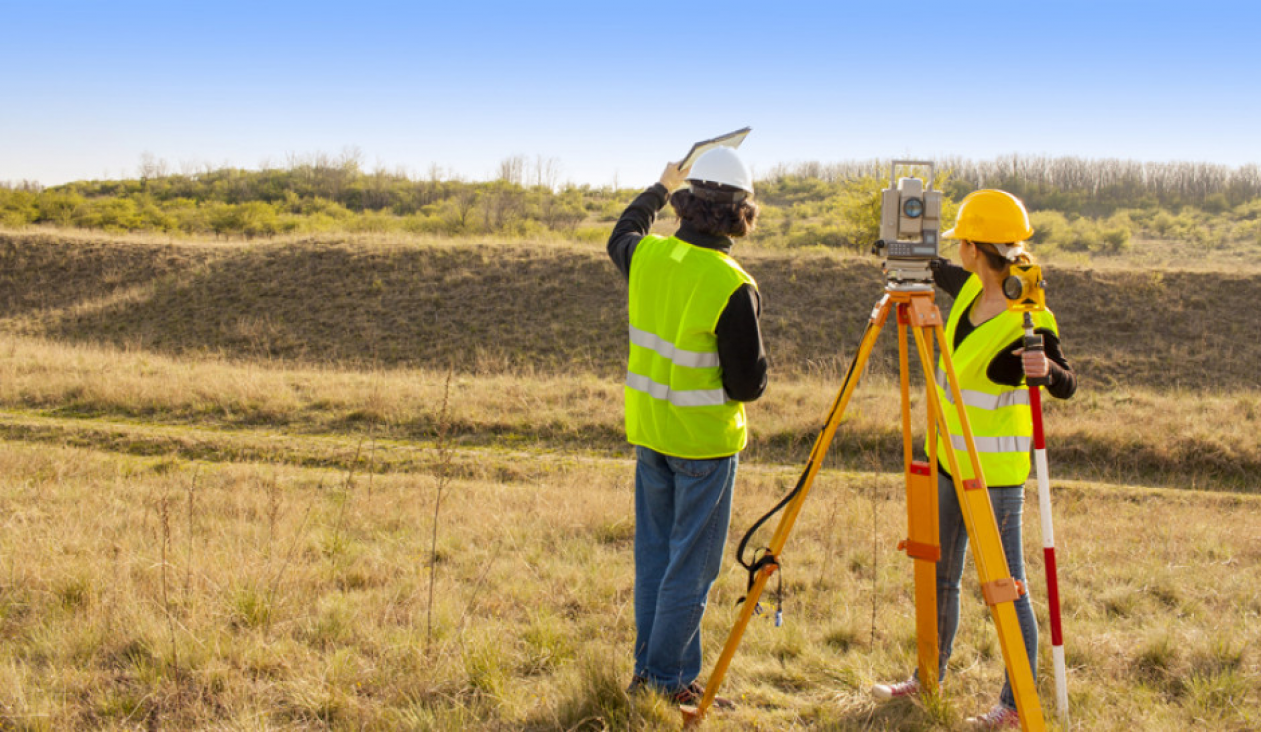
734, 319, 875, 606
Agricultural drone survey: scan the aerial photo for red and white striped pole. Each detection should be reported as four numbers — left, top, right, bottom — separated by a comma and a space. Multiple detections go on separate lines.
1026, 319, 1069, 724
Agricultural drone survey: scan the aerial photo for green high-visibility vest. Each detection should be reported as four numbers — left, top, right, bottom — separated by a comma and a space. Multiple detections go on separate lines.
625, 234, 756, 459
933, 275, 1058, 486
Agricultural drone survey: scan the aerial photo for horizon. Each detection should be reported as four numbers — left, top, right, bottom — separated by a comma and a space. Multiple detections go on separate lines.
4, 1, 1259, 189
6, 149, 1260, 191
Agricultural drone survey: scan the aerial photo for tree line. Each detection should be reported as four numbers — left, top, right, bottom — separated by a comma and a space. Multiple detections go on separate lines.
765, 156, 1261, 214
2, 153, 1259, 252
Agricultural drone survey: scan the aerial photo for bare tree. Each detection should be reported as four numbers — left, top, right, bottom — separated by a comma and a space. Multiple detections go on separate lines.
450, 183, 479, 231
138, 152, 169, 180
497, 155, 525, 185
339, 145, 364, 174
532, 155, 561, 190
481, 182, 525, 231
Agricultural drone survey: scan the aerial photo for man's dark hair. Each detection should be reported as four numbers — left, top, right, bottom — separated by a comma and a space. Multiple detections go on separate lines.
670, 184, 759, 238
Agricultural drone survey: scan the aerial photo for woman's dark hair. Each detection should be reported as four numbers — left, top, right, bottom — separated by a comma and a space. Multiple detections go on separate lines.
670, 184, 759, 238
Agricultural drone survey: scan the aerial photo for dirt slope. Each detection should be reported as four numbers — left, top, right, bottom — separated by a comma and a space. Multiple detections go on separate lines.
3, 232, 1257, 390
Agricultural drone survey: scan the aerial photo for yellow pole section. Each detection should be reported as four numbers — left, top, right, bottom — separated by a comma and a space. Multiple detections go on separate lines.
920, 327, 940, 692
897, 316, 939, 692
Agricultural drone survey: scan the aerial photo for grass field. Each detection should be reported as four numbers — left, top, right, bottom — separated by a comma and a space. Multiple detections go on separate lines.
0, 437, 1255, 730
0, 228, 1257, 729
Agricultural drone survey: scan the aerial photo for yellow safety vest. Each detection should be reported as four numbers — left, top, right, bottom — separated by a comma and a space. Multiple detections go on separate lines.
625, 234, 756, 459
934, 275, 1058, 486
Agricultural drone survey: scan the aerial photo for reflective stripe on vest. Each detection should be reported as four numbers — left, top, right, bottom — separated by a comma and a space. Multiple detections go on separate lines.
625, 372, 727, 408
624, 235, 756, 459
936, 368, 1031, 410
629, 324, 721, 369
947, 433, 1032, 454
931, 274, 1058, 485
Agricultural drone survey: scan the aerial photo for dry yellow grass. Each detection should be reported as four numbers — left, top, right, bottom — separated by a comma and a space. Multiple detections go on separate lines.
0, 334, 1257, 491
0, 436, 1254, 730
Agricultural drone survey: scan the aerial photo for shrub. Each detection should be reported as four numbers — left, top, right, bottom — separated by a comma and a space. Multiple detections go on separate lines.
572, 226, 607, 244
1097, 211, 1134, 253
208, 201, 280, 239
0, 188, 38, 228
73, 198, 143, 232
1030, 210, 1070, 249
1099, 225, 1132, 253
35, 190, 85, 226
400, 213, 447, 235
345, 211, 397, 234
787, 223, 853, 250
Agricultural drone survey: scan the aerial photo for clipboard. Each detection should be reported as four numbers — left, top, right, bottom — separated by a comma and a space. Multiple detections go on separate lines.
678, 127, 751, 170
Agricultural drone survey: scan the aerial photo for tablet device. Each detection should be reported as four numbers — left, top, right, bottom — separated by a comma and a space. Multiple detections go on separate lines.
678, 127, 752, 170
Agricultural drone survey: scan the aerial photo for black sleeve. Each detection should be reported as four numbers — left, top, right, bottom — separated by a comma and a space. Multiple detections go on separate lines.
986, 330, 1078, 399
715, 284, 767, 402
930, 258, 971, 299
607, 183, 670, 280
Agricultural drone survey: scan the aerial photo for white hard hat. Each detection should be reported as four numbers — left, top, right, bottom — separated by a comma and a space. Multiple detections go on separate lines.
687, 146, 753, 194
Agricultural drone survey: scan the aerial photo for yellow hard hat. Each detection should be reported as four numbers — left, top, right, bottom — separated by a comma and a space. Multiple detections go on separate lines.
942, 189, 1034, 243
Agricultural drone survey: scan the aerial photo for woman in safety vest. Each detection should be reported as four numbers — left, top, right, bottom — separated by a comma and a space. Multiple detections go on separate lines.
606, 146, 767, 710
872, 190, 1077, 729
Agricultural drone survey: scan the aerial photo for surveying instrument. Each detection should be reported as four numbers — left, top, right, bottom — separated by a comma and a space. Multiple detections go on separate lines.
681, 162, 1048, 730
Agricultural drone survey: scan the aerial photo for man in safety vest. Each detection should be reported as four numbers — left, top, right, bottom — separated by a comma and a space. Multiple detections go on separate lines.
607, 146, 767, 708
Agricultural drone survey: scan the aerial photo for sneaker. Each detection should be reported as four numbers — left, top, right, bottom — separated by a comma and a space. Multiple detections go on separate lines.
671, 681, 736, 710
871, 677, 920, 700
967, 704, 1020, 729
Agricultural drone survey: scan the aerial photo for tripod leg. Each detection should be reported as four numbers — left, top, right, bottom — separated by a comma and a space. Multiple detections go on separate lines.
911, 322, 1046, 732
897, 311, 940, 694
682, 298, 895, 726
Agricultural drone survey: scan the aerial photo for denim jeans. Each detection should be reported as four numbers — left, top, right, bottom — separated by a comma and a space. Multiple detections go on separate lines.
927, 470, 1038, 711
632, 446, 738, 693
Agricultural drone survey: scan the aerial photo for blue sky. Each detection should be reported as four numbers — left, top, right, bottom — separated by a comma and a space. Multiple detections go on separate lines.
2, 1, 1257, 187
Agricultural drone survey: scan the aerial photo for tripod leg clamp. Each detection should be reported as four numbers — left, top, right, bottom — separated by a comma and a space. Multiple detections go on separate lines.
902, 461, 941, 562
898, 539, 941, 562
981, 577, 1026, 606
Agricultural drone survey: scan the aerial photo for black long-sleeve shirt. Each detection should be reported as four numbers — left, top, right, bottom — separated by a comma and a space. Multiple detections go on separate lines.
932, 259, 1076, 400
607, 183, 768, 402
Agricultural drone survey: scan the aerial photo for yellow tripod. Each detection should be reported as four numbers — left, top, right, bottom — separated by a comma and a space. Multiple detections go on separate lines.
682, 286, 1046, 731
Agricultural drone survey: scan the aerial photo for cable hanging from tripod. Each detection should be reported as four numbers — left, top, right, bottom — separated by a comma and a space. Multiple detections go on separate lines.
733, 320, 876, 616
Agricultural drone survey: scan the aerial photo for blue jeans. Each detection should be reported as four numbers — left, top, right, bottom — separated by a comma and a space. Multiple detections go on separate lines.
632, 446, 738, 693
928, 470, 1038, 711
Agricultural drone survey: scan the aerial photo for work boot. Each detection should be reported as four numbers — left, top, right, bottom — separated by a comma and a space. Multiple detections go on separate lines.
625, 675, 648, 696
967, 704, 1020, 728
871, 677, 920, 700
671, 681, 736, 710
